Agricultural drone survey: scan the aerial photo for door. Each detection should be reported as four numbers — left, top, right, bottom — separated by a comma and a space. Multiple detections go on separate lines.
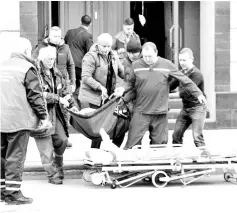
167, 1, 200, 69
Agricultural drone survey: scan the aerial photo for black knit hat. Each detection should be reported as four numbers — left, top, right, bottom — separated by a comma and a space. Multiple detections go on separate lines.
126, 38, 142, 53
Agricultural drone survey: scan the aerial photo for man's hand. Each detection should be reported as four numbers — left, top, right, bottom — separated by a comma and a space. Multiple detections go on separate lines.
59, 97, 70, 108
100, 85, 108, 101
71, 84, 76, 93
197, 95, 207, 106
69, 106, 80, 113
110, 87, 125, 99
38, 119, 52, 130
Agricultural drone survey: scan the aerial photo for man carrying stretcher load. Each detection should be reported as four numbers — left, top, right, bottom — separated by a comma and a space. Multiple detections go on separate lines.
121, 42, 207, 155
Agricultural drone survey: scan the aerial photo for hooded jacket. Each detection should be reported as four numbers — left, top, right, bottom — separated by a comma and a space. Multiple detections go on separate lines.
78, 43, 124, 106
33, 38, 76, 85
0, 53, 47, 132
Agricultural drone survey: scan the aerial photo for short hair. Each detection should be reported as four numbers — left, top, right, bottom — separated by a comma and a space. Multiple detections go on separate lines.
81, 15, 92, 26
49, 26, 61, 35
10, 37, 32, 54
38, 46, 56, 61
124, 18, 134, 26
179, 48, 194, 58
142, 42, 157, 52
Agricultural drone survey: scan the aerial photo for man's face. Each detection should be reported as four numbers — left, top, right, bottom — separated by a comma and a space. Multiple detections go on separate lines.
49, 30, 61, 45
179, 52, 194, 70
127, 52, 140, 62
42, 53, 56, 69
123, 24, 134, 37
142, 47, 158, 65
98, 44, 111, 56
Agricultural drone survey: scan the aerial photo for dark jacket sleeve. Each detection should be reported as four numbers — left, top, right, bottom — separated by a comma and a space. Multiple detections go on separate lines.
168, 68, 202, 98
24, 68, 48, 120
66, 47, 76, 85
85, 33, 93, 52
169, 78, 179, 92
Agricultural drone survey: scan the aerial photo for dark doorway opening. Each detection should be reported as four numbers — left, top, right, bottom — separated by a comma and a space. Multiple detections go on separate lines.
51, 1, 59, 27
130, 1, 166, 58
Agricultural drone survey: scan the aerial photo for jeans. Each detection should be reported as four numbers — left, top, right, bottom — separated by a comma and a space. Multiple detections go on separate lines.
172, 105, 206, 147
35, 117, 67, 176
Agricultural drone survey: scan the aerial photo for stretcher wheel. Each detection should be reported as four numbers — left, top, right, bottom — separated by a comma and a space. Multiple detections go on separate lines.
224, 172, 233, 182
83, 170, 95, 182
91, 173, 104, 185
152, 171, 169, 188
110, 181, 117, 189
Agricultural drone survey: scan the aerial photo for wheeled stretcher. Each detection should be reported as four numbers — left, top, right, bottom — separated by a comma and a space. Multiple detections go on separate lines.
82, 145, 237, 189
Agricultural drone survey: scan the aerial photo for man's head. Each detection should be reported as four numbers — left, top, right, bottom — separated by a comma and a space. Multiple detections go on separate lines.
38, 46, 57, 70
126, 38, 142, 62
49, 26, 61, 46
81, 15, 92, 27
10, 37, 32, 58
142, 42, 158, 65
179, 48, 194, 71
123, 18, 134, 37
97, 33, 112, 56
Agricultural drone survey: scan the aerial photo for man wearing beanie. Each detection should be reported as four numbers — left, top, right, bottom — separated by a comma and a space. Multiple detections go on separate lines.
78, 33, 125, 149
112, 37, 143, 147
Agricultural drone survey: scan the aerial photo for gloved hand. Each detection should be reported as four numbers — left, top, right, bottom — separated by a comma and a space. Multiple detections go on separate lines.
109, 87, 125, 99
38, 119, 52, 130
69, 106, 80, 113
59, 97, 70, 108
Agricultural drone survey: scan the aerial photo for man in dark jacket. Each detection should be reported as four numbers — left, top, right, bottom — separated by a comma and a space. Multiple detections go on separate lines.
112, 18, 141, 63
33, 26, 76, 92
169, 48, 209, 156
0, 37, 49, 205
122, 42, 207, 149
33, 26, 76, 148
64, 15, 93, 102
31, 46, 77, 184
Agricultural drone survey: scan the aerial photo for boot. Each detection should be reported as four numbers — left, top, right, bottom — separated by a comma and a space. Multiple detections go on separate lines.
57, 167, 65, 180
48, 172, 63, 185
5, 191, 33, 205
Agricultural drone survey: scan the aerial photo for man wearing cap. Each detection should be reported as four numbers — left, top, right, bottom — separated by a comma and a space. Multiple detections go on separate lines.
79, 33, 125, 148
123, 42, 207, 149
112, 18, 141, 63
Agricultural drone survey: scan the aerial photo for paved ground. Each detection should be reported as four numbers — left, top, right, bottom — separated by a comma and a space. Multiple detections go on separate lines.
24, 129, 237, 172
1, 175, 237, 213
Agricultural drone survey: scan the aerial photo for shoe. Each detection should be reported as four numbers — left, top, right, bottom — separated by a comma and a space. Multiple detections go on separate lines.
66, 141, 72, 148
48, 172, 63, 184
57, 167, 65, 180
5, 194, 33, 205
198, 146, 211, 157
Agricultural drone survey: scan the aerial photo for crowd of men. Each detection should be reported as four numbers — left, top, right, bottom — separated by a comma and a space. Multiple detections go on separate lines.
0, 15, 208, 205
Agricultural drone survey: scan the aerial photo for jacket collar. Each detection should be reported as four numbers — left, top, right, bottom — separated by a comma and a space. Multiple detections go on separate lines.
114, 30, 139, 44
10, 52, 36, 68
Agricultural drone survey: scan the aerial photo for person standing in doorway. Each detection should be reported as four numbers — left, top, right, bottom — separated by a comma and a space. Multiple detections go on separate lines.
64, 15, 93, 108
112, 18, 141, 63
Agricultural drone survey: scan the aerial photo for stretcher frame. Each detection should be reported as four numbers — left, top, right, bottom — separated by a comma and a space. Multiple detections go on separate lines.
83, 152, 237, 189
